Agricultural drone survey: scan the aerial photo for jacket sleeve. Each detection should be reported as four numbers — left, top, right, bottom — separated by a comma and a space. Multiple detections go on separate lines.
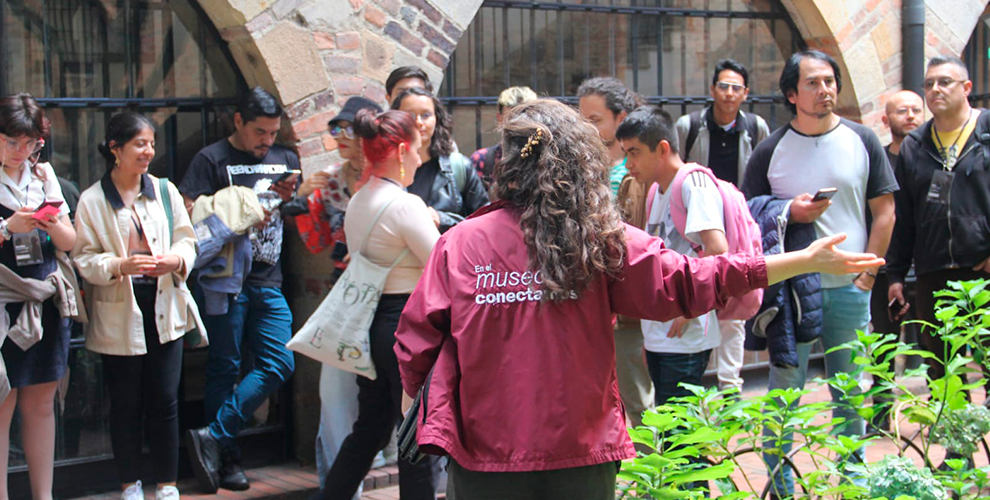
71, 195, 122, 287
167, 181, 197, 281
394, 235, 451, 397
886, 149, 915, 284
610, 224, 768, 321
438, 155, 490, 233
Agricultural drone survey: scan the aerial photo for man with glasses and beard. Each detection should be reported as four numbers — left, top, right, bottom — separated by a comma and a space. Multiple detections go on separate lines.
887, 56, 990, 402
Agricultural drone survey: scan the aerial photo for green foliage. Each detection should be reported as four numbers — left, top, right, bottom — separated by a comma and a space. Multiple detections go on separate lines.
868, 456, 949, 500
619, 279, 990, 499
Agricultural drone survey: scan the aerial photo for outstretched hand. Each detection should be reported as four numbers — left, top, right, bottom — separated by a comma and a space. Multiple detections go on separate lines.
804, 233, 884, 275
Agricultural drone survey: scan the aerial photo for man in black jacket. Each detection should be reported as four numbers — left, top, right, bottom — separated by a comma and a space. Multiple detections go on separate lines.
888, 55, 990, 385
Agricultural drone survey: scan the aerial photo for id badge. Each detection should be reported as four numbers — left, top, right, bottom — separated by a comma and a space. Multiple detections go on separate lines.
926, 170, 954, 205
12, 231, 44, 266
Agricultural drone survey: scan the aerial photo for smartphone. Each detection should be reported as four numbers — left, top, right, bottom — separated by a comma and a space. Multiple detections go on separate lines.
32, 199, 63, 220
811, 187, 838, 202
888, 297, 905, 321
330, 241, 348, 261
274, 169, 302, 185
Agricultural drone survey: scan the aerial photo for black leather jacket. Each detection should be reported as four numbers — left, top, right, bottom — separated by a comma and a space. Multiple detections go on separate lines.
888, 110, 990, 283
422, 152, 490, 233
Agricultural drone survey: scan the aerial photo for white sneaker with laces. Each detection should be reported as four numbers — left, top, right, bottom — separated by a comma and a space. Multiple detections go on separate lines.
121, 481, 143, 500
156, 485, 180, 500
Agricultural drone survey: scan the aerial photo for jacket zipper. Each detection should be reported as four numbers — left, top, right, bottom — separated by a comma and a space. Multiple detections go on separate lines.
925, 142, 979, 269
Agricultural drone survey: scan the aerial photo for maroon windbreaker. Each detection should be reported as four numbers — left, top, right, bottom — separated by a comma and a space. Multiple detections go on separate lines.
394, 202, 767, 472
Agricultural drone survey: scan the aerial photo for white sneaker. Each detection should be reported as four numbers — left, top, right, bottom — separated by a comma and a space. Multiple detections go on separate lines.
121, 481, 143, 500
156, 485, 180, 500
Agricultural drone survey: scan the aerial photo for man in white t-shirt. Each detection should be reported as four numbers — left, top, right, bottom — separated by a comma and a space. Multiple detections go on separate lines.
617, 106, 729, 405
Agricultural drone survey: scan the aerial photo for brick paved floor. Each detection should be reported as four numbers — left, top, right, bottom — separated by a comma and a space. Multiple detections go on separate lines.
70, 374, 985, 500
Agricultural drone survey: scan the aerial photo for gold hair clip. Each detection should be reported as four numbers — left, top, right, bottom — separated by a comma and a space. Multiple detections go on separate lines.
519, 129, 544, 159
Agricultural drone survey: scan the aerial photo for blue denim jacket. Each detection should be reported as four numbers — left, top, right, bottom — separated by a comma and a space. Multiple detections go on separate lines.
194, 214, 252, 315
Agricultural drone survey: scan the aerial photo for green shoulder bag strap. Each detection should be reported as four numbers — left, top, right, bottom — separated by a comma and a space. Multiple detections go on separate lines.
159, 177, 174, 243
452, 155, 468, 194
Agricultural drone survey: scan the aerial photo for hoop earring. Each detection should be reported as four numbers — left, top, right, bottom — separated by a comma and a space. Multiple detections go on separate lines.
114, 156, 120, 167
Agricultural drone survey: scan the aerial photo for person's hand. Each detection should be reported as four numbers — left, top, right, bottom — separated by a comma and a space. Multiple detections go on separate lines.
667, 317, 689, 338
33, 212, 60, 232
254, 208, 273, 230
144, 254, 182, 277
118, 254, 158, 276
888, 282, 910, 321
973, 256, 990, 274
401, 391, 415, 416
790, 193, 831, 224
297, 171, 331, 198
803, 233, 885, 276
852, 271, 875, 292
270, 173, 299, 202
6, 207, 39, 234
427, 207, 440, 228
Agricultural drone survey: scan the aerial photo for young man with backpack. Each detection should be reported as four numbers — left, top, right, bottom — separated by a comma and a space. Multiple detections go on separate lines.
617, 106, 763, 405
675, 59, 770, 394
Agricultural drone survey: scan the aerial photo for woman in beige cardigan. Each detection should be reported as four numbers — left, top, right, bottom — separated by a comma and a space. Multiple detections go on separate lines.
72, 112, 204, 500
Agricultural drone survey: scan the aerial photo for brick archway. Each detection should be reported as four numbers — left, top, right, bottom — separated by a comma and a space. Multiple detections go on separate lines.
779, 0, 989, 136
196, 0, 484, 166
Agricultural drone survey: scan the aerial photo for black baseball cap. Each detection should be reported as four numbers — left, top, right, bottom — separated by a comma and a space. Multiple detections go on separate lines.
328, 96, 382, 127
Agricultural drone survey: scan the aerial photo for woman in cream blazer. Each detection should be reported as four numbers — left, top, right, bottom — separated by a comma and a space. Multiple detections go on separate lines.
72, 112, 204, 500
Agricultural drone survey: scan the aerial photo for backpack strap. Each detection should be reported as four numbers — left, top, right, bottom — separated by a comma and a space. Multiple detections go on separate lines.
452, 155, 468, 194
740, 110, 761, 148
645, 182, 659, 224
683, 110, 703, 162
158, 177, 174, 245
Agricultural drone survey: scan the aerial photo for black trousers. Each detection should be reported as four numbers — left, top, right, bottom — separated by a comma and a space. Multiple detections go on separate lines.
446, 460, 619, 500
321, 294, 440, 500
916, 268, 990, 383
101, 284, 184, 484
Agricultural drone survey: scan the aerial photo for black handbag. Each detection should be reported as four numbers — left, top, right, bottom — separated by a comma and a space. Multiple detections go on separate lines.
397, 367, 433, 464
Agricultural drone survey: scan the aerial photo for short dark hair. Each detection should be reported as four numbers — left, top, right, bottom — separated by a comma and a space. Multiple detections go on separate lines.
385, 66, 433, 98
779, 50, 843, 115
390, 87, 453, 159
928, 55, 970, 79
614, 105, 677, 153
237, 86, 283, 123
712, 59, 750, 88
576, 77, 642, 116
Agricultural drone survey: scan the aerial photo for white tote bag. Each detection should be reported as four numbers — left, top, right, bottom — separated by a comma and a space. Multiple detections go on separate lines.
287, 198, 408, 379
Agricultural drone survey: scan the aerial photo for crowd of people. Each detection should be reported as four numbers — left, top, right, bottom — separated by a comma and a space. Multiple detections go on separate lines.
0, 46, 985, 500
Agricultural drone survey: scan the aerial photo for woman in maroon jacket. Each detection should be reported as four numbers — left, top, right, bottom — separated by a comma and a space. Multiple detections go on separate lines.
394, 99, 882, 499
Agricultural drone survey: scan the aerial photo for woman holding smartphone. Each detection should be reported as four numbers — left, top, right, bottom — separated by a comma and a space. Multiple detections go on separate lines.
0, 93, 76, 500
72, 112, 203, 500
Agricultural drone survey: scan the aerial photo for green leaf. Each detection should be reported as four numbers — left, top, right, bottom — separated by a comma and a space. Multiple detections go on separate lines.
668, 461, 735, 485
936, 305, 960, 322
648, 487, 692, 499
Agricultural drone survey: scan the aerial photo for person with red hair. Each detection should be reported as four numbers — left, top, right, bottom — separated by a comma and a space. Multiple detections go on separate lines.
317, 108, 441, 500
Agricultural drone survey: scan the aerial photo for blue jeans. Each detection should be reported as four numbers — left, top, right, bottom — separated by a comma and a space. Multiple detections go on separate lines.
202, 286, 295, 444
763, 284, 870, 497
645, 349, 713, 406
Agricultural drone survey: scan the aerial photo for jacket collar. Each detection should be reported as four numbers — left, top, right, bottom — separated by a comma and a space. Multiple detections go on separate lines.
101, 172, 156, 210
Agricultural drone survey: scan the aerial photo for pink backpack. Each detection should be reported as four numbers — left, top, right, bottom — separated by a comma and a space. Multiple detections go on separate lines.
646, 163, 764, 321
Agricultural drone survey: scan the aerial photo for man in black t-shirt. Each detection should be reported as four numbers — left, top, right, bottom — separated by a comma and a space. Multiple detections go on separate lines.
181, 87, 299, 493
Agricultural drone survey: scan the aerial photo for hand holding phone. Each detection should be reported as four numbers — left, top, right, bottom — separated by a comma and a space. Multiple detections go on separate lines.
32, 200, 63, 221
811, 187, 837, 202
274, 169, 302, 185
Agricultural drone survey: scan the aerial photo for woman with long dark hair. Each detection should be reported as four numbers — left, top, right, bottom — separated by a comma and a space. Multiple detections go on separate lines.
391, 87, 489, 232
72, 112, 203, 500
318, 108, 441, 500
394, 99, 885, 499
0, 93, 76, 500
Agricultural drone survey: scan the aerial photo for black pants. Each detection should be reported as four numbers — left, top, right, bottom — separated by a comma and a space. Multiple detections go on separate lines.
916, 268, 990, 384
101, 284, 184, 484
446, 460, 618, 500
321, 294, 439, 500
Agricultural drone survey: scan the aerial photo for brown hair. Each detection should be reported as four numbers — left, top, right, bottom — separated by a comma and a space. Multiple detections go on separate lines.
0, 93, 51, 181
493, 99, 626, 298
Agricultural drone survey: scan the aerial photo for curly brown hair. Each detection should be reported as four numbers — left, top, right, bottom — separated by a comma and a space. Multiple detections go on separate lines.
492, 99, 626, 298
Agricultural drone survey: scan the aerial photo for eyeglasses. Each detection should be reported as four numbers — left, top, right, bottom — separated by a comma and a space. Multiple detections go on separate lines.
923, 78, 965, 91
892, 107, 923, 117
715, 81, 747, 93
0, 134, 44, 156
329, 124, 354, 140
